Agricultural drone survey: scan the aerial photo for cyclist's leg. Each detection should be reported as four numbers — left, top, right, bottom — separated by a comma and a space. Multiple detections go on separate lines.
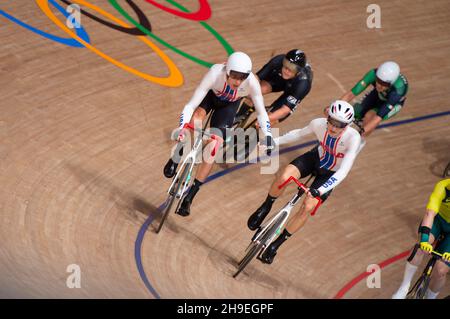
247, 148, 316, 231
428, 220, 450, 297
427, 259, 449, 298
175, 94, 225, 216
260, 80, 273, 95
266, 93, 292, 126
392, 219, 440, 298
285, 169, 333, 234
260, 154, 328, 264
354, 89, 378, 120
268, 146, 319, 198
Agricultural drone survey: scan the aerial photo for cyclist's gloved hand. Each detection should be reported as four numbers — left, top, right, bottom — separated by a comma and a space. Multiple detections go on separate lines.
308, 188, 320, 198
443, 252, 450, 263
261, 135, 275, 156
420, 242, 433, 254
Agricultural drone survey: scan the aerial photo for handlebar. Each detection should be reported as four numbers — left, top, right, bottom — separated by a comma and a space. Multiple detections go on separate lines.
277, 176, 323, 216
179, 123, 221, 157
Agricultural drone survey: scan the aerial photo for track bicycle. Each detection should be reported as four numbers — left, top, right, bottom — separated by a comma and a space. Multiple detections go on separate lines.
233, 175, 322, 278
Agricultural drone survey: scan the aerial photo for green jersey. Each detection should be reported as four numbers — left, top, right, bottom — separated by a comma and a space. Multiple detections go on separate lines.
351, 69, 408, 103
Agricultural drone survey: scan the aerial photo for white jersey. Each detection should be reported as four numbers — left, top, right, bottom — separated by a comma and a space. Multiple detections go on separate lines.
274, 118, 361, 195
179, 63, 272, 137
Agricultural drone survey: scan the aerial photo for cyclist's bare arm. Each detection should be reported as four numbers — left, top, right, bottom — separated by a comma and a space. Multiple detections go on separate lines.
340, 91, 355, 102
362, 115, 382, 137
274, 120, 315, 145
421, 209, 437, 234
249, 77, 272, 137
323, 91, 355, 116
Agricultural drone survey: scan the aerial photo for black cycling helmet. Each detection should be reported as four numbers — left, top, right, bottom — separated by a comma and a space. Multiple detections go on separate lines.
285, 49, 306, 69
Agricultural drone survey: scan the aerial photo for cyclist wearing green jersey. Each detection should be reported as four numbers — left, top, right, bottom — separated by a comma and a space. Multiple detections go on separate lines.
392, 179, 450, 299
339, 61, 408, 138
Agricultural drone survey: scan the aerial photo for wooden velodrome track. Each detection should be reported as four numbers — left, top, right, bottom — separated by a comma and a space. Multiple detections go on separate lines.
1, 0, 449, 299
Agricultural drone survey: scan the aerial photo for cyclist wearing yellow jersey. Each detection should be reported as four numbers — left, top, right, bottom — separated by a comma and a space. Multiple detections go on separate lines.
392, 179, 450, 299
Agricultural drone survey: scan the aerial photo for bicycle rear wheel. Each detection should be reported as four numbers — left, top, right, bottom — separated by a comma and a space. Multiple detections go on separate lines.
156, 161, 191, 234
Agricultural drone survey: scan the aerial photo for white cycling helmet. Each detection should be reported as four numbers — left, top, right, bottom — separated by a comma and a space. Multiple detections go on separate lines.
376, 61, 400, 84
328, 100, 354, 124
226, 52, 252, 76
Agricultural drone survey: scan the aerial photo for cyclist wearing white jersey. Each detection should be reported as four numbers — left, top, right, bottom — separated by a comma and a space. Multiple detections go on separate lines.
163, 52, 274, 217
247, 100, 361, 264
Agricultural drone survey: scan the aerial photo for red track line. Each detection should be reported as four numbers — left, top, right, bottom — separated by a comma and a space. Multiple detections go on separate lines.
334, 249, 412, 299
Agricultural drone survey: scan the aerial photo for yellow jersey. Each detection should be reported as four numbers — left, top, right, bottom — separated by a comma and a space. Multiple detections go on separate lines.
426, 179, 450, 223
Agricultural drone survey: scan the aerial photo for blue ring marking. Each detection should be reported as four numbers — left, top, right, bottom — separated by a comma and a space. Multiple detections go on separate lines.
0, 0, 90, 47
135, 110, 450, 298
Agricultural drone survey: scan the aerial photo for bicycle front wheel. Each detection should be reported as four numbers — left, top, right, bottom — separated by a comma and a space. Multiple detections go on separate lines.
233, 240, 264, 278
156, 162, 191, 234
233, 212, 287, 278
444, 162, 450, 177
406, 274, 430, 299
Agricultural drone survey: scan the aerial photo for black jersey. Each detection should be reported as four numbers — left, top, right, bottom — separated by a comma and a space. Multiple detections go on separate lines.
256, 54, 313, 111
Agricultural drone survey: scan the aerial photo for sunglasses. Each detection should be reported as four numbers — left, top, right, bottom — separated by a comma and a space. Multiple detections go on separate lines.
229, 70, 249, 81
376, 77, 390, 87
327, 116, 348, 129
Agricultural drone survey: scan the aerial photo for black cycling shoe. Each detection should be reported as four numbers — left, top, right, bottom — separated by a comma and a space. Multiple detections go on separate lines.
176, 199, 191, 217
163, 158, 178, 178
247, 202, 272, 231
251, 227, 262, 241
259, 243, 277, 264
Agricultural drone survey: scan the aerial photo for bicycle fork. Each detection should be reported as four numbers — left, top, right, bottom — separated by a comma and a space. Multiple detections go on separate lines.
168, 137, 203, 198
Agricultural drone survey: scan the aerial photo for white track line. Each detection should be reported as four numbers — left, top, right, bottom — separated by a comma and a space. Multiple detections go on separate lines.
327, 72, 346, 93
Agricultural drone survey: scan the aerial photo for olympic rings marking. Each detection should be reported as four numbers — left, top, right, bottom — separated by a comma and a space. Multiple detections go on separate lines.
1, 0, 233, 86
36, 0, 183, 87
144, 0, 211, 21
58, 0, 153, 36
109, 0, 233, 68
0, 0, 90, 48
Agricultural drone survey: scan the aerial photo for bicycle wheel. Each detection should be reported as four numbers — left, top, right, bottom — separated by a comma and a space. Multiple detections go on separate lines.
233, 212, 287, 278
233, 240, 265, 278
406, 274, 430, 299
156, 161, 191, 233
444, 162, 450, 177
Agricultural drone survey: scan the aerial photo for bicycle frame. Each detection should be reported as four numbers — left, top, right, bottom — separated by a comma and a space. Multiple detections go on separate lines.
167, 123, 220, 199
251, 176, 322, 250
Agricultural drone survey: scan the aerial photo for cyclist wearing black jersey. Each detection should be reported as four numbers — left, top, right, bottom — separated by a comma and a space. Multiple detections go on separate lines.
237, 49, 313, 127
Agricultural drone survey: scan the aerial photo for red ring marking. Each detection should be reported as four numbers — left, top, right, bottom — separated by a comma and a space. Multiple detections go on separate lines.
144, 0, 211, 21
333, 249, 411, 299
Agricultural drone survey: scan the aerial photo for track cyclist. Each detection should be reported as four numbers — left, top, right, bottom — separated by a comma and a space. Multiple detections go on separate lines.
247, 101, 361, 264
163, 52, 274, 217
236, 49, 313, 127
392, 179, 450, 299
339, 61, 408, 139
